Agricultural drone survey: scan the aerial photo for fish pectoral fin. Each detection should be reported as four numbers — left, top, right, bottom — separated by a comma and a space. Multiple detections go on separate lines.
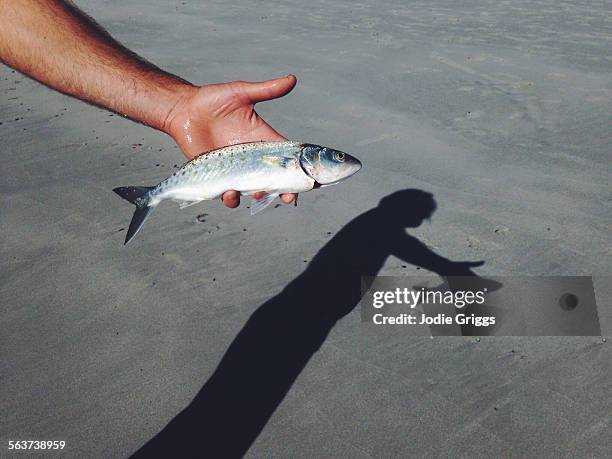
178, 200, 203, 209
250, 193, 278, 215
261, 155, 297, 168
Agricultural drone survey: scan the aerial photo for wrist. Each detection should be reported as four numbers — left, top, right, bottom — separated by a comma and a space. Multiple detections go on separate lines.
147, 77, 198, 135
155, 79, 199, 137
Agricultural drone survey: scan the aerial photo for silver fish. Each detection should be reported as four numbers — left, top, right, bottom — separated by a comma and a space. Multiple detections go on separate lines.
113, 141, 361, 244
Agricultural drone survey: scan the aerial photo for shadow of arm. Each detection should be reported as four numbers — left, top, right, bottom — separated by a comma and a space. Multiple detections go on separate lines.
392, 235, 483, 276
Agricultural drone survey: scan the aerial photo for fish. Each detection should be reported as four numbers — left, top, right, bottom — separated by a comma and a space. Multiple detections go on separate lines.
113, 141, 362, 244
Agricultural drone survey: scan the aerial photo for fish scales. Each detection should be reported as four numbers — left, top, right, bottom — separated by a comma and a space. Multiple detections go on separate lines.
151, 141, 310, 205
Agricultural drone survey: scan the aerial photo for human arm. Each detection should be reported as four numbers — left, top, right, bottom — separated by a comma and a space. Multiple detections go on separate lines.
0, 0, 297, 207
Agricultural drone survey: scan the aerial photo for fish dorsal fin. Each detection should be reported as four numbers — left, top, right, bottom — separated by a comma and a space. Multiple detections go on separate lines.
261, 155, 297, 168
251, 193, 278, 215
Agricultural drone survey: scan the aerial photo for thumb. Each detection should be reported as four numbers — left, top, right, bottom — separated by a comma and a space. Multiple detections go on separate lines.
241, 74, 297, 104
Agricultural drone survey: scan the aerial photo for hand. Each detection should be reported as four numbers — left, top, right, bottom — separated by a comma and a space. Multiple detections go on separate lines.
164, 75, 298, 208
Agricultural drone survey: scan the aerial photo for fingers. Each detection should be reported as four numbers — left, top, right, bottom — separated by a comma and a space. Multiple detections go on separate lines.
280, 193, 296, 204
221, 191, 297, 208
241, 74, 297, 104
221, 190, 240, 208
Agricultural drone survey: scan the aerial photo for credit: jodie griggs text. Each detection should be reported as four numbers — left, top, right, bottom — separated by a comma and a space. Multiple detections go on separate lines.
369, 287, 494, 327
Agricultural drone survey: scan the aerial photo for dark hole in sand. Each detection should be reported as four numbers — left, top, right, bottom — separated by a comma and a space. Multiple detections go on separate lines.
559, 293, 579, 310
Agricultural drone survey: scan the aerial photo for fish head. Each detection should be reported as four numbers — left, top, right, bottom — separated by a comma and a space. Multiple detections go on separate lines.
299, 144, 362, 186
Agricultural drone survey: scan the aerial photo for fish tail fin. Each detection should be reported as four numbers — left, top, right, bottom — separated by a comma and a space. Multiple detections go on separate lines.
113, 186, 156, 245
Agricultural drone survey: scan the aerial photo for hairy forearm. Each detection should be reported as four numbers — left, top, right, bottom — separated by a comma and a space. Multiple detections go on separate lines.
0, 0, 194, 131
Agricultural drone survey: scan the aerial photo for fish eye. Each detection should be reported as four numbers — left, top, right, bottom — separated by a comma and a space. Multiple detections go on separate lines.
335, 152, 345, 162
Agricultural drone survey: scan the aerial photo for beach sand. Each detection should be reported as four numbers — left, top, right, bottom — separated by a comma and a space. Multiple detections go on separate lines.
1, 0, 610, 457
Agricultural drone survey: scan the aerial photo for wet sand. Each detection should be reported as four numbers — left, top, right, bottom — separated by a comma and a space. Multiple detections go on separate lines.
1, 0, 610, 457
